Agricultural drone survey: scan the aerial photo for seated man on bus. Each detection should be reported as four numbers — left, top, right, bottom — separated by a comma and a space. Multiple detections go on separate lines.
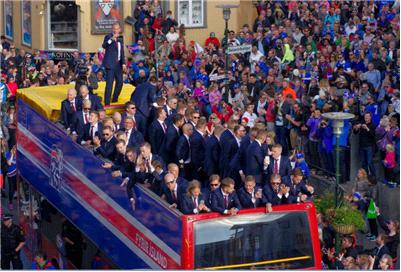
263, 174, 291, 212
180, 180, 211, 215
202, 174, 221, 207
161, 173, 186, 210
288, 168, 314, 204
238, 175, 269, 211
93, 126, 117, 161
210, 177, 241, 215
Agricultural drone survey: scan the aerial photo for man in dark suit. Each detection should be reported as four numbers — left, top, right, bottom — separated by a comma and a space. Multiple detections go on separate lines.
266, 143, 292, 185
238, 127, 259, 180
204, 125, 224, 177
73, 99, 92, 137
202, 174, 221, 207
237, 176, 268, 209
93, 126, 117, 161
102, 22, 126, 105
227, 125, 247, 187
263, 174, 291, 211
130, 76, 157, 120
180, 180, 211, 215
61, 88, 82, 131
245, 130, 268, 185
370, 234, 391, 269
219, 118, 237, 178
78, 85, 103, 111
210, 178, 242, 215
190, 118, 207, 182
161, 173, 187, 210
164, 96, 178, 126
288, 168, 314, 204
79, 111, 103, 145
162, 114, 184, 164
121, 101, 146, 137
123, 117, 144, 151
148, 108, 167, 155
176, 123, 193, 180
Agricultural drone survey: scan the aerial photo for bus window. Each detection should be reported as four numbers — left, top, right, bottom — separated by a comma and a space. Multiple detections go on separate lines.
194, 212, 315, 270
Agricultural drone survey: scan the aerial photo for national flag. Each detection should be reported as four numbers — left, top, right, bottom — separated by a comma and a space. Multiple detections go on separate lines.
126, 44, 140, 53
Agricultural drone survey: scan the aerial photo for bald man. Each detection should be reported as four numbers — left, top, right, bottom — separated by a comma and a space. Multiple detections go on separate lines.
61, 88, 81, 131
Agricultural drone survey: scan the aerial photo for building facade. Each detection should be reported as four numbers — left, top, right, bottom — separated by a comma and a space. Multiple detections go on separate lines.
1, 0, 256, 54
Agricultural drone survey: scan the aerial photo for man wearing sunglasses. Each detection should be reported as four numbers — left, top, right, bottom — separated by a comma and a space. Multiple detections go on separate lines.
93, 126, 117, 161
161, 173, 186, 209
263, 174, 291, 212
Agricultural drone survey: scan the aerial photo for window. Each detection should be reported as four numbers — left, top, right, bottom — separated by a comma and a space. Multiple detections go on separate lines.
47, 1, 79, 51
194, 212, 315, 269
177, 0, 205, 28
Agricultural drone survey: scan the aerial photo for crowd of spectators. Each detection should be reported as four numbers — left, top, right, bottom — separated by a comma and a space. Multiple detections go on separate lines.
1, 0, 400, 270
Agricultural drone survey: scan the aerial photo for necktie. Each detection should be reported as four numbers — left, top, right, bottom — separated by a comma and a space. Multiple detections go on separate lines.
171, 190, 177, 202
224, 195, 228, 209
84, 113, 89, 124
90, 126, 94, 138
193, 197, 198, 208
274, 159, 279, 174
162, 122, 167, 133
125, 130, 129, 138
70, 102, 76, 112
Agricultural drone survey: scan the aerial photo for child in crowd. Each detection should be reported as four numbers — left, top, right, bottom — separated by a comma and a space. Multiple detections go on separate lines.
383, 144, 397, 188
294, 153, 310, 179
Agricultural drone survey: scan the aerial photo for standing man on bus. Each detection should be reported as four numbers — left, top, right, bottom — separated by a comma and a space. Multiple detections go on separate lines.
102, 22, 126, 106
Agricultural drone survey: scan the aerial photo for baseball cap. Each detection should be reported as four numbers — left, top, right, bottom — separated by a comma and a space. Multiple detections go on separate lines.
295, 153, 304, 159
2, 213, 12, 221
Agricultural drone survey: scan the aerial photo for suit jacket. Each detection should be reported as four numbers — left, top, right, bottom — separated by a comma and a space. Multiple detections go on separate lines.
180, 194, 209, 215
288, 179, 313, 203
94, 137, 117, 161
263, 183, 291, 206
126, 129, 144, 150
204, 135, 221, 176
121, 112, 147, 137
245, 140, 266, 184
130, 82, 156, 119
219, 130, 238, 178
237, 187, 267, 208
161, 124, 180, 164
61, 98, 81, 130
238, 134, 252, 173
162, 183, 187, 210
80, 122, 103, 143
73, 110, 89, 136
267, 156, 292, 185
79, 94, 103, 111
190, 130, 206, 170
210, 188, 242, 214
102, 33, 125, 69
148, 120, 166, 155
176, 135, 191, 164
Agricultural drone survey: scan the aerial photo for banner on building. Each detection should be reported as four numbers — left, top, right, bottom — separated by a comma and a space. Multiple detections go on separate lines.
91, 0, 123, 34
3, 1, 13, 40
21, 0, 32, 47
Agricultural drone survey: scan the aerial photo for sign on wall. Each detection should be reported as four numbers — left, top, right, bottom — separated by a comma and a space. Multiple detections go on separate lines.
3, 0, 13, 40
91, 0, 123, 34
21, 0, 32, 47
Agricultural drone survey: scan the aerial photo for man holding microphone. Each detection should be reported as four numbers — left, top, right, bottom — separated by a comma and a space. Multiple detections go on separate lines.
102, 22, 126, 106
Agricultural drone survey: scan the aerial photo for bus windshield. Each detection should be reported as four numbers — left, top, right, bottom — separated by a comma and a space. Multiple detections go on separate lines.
194, 211, 315, 270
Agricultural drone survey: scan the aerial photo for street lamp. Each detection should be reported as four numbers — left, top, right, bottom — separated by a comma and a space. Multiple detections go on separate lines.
322, 111, 355, 257
216, 4, 238, 95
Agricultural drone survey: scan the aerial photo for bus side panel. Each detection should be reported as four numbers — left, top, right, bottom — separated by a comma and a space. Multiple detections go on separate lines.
17, 151, 152, 269
306, 204, 323, 269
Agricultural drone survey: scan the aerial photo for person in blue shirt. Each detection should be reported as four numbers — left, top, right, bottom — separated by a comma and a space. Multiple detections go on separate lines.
364, 94, 381, 127
294, 153, 310, 179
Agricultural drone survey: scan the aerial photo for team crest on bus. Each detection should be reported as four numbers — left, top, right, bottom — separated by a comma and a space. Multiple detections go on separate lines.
50, 146, 64, 192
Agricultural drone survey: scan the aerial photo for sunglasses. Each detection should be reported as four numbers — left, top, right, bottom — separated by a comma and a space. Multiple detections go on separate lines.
193, 116, 200, 119
271, 182, 281, 185
166, 180, 175, 185
210, 183, 219, 187
103, 133, 110, 136
84, 108, 91, 110
130, 107, 136, 110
